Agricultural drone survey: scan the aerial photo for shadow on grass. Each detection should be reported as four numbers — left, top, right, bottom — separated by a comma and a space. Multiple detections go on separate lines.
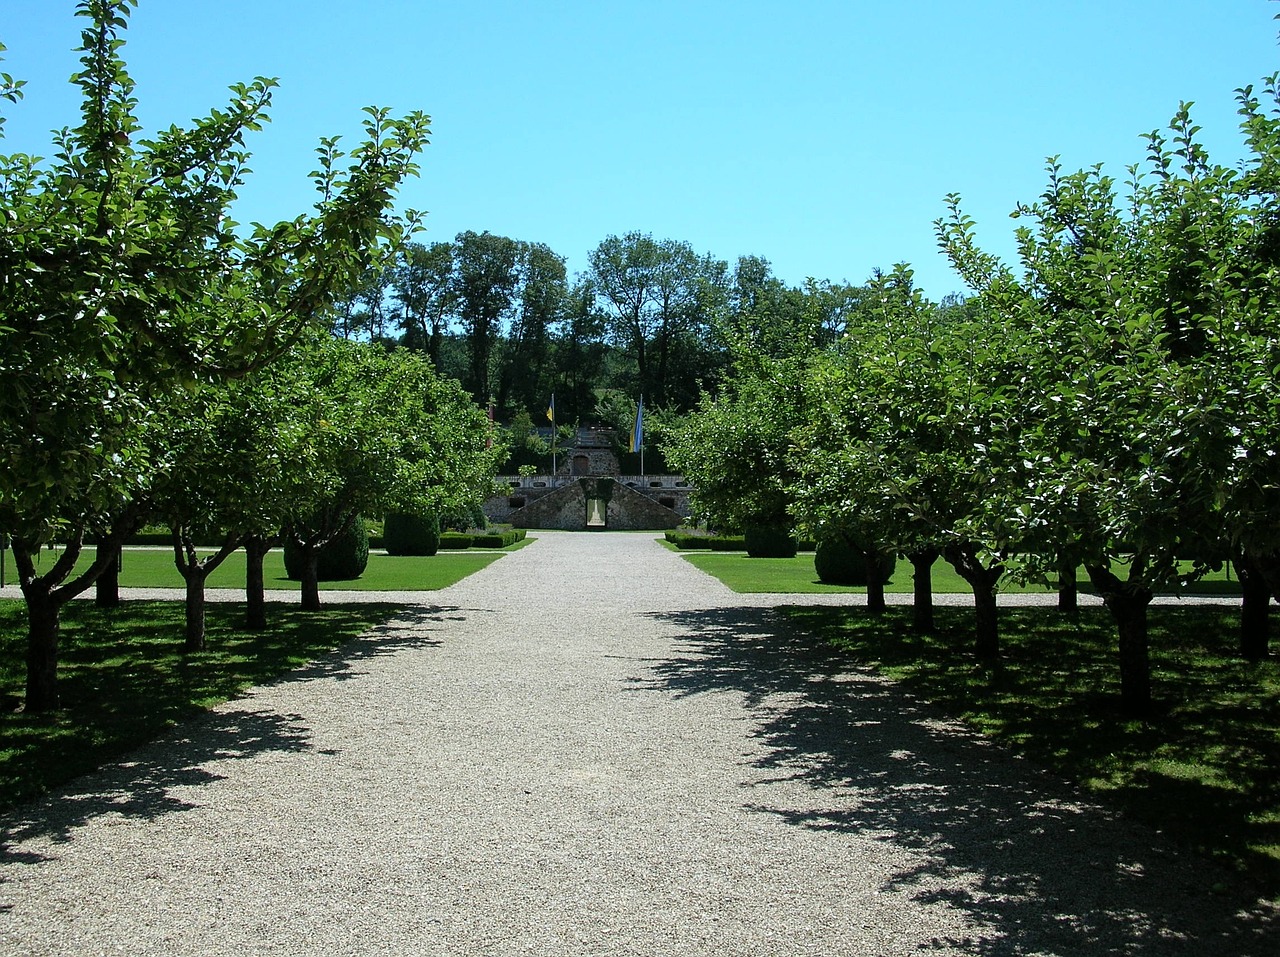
636, 605, 1278, 957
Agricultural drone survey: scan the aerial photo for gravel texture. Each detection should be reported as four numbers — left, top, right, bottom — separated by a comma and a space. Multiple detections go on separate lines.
1, 531, 1275, 955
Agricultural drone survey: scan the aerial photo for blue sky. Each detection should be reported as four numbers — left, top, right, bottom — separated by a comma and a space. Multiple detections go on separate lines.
2, 1, 1278, 300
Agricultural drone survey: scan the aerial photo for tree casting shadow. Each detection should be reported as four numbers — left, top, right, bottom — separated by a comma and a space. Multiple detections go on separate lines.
636, 605, 1278, 957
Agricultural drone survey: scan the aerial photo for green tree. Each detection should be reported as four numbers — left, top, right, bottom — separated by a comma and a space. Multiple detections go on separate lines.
0, 0, 430, 711
589, 232, 728, 408
495, 241, 566, 417
453, 230, 521, 402
392, 240, 456, 364
280, 338, 501, 610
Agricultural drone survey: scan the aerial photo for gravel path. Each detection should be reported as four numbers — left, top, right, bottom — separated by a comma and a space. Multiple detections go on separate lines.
1, 532, 1275, 955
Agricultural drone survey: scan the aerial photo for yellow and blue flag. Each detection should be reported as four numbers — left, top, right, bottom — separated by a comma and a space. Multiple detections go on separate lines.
546, 394, 555, 425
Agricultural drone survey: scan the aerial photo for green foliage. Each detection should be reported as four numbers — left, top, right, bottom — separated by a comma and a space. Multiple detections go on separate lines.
744, 524, 798, 559
284, 517, 369, 581
383, 512, 441, 556
439, 532, 475, 549
814, 536, 895, 586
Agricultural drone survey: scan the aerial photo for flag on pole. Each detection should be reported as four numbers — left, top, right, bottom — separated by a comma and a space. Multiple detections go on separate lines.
631, 397, 644, 453
546, 393, 555, 425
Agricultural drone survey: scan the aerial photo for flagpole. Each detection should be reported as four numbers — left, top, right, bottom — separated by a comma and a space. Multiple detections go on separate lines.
549, 393, 556, 478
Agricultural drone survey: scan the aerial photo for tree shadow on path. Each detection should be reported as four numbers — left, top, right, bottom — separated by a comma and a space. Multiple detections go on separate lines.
636, 605, 1278, 957
0, 604, 463, 890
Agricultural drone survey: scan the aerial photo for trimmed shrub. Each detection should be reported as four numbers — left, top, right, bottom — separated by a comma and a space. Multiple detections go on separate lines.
744, 524, 798, 559
284, 518, 370, 581
814, 537, 895, 586
708, 535, 747, 551
438, 532, 474, 549
472, 529, 523, 548
665, 529, 714, 549
441, 504, 487, 533
383, 512, 441, 556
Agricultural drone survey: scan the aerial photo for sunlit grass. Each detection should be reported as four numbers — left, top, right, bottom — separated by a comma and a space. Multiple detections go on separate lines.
678, 549, 1244, 596
12, 542, 526, 592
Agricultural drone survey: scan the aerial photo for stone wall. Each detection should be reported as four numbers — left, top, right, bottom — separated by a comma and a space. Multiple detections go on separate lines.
492, 476, 688, 530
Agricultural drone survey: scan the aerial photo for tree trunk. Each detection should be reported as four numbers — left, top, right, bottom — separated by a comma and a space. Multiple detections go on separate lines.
943, 543, 1003, 660
300, 548, 322, 611
1237, 550, 1271, 662
1057, 558, 1078, 613
1246, 549, 1280, 601
244, 537, 271, 630
184, 569, 208, 652
95, 546, 121, 607
909, 549, 938, 633
865, 551, 886, 614
1087, 563, 1154, 716
24, 588, 61, 713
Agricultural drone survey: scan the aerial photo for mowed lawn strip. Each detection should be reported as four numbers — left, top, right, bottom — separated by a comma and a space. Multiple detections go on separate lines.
675, 547, 1244, 596
19, 541, 528, 592
781, 604, 1280, 900
0, 601, 404, 811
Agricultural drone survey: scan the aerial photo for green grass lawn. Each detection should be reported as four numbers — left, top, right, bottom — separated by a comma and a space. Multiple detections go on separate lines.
0, 600, 404, 811
11, 541, 528, 592
675, 547, 1244, 596
781, 603, 1280, 897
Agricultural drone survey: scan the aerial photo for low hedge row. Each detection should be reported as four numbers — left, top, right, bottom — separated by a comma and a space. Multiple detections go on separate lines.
665, 528, 816, 552
664, 529, 748, 550
436, 529, 527, 550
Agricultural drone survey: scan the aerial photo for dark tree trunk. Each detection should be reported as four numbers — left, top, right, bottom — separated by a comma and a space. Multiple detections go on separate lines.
865, 551, 886, 614
909, 549, 938, 633
1057, 559, 1078, 614
300, 548, 321, 611
1087, 563, 1154, 716
1237, 550, 1271, 662
184, 570, 208, 652
1247, 549, 1280, 600
172, 528, 242, 652
95, 546, 121, 607
244, 537, 272, 630
24, 588, 61, 713
943, 542, 1003, 660
13, 512, 145, 713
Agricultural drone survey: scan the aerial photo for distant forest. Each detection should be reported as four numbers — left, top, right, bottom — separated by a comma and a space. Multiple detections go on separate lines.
332, 229, 972, 432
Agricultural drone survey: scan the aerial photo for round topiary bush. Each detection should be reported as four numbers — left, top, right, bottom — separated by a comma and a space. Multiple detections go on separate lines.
814, 536, 896, 586
744, 523, 798, 558
383, 512, 440, 556
284, 518, 370, 581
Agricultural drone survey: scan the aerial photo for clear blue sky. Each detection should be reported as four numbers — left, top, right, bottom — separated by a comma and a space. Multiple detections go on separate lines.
2, 1, 1278, 300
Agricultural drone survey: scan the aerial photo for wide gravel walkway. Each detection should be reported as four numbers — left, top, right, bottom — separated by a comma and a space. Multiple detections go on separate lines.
1, 532, 1275, 955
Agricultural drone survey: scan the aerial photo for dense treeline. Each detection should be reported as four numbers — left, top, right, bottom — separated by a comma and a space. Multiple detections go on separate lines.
329, 228, 885, 429
667, 83, 1280, 715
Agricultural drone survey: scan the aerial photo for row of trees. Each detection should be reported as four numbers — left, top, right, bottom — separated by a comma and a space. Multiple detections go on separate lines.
333, 228, 880, 428
668, 86, 1280, 715
0, 2, 498, 712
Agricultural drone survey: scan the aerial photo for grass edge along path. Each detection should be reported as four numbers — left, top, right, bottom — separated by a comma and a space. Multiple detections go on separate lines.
780, 603, 1280, 902
0, 601, 405, 812
675, 547, 1244, 596
10, 540, 528, 592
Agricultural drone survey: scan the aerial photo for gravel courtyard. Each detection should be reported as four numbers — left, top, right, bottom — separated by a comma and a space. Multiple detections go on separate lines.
1, 531, 1275, 955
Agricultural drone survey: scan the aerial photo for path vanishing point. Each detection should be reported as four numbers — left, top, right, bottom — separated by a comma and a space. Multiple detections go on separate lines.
1, 531, 1276, 955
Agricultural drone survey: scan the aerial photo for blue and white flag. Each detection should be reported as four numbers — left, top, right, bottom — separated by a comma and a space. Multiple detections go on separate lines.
631, 397, 644, 453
